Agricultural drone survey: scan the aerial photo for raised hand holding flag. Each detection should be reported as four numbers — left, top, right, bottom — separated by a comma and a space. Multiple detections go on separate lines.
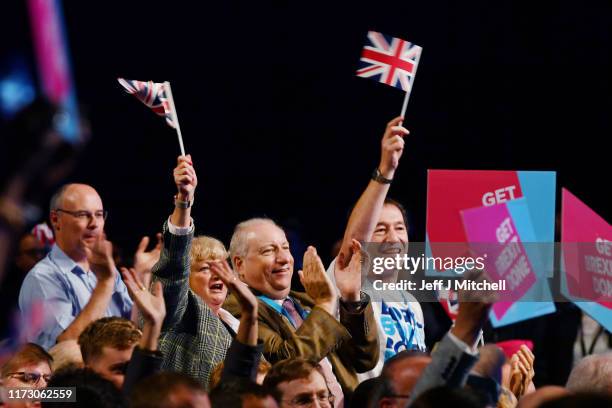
117, 78, 185, 155
356, 31, 422, 118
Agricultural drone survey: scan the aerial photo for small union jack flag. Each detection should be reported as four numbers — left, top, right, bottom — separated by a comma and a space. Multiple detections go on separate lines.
356, 31, 422, 93
117, 78, 176, 128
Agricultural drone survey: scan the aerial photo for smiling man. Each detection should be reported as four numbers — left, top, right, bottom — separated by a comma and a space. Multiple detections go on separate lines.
18, 184, 132, 350
226, 217, 379, 403
328, 117, 426, 382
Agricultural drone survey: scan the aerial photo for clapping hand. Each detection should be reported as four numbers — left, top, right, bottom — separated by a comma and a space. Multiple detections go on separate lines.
334, 239, 363, 302
299, 246, 338, 315
508, 345, 535, 398
121, 267, 166, 327
209, 260, 258, 316
133, 233, 162, 286
86, 234, 116, 283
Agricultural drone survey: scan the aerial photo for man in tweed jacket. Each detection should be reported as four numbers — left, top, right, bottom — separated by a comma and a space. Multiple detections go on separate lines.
225, 218, 379, 401
152, 155, 232, 387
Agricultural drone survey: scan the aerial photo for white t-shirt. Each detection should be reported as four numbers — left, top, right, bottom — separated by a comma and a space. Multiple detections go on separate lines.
326, 258, 426, 381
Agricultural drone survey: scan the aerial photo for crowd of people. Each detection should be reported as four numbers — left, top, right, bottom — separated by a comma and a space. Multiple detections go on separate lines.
0, 116, 611, 408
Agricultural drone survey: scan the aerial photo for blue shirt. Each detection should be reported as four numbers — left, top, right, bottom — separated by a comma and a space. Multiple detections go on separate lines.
18, 244, 133, 350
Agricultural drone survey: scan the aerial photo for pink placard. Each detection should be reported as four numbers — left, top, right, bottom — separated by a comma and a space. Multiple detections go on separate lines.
461, 202, 537, 319
28, 0, 71, 103
562, 189, 612, 307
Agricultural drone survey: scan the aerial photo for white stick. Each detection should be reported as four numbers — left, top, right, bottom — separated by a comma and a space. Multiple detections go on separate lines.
163, 81, 186, 156
399, 47, 423, 119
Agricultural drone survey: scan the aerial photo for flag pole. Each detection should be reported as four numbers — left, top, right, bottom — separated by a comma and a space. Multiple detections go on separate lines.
163, 81, 186, 156
399, 47, 423, 120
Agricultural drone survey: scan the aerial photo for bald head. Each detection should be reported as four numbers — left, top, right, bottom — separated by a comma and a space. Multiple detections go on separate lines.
566, 353, 612, 395
50, 184, 101, 214
381, 352, 432, 399
517, 386, 568, 408
49, 183, 105, 262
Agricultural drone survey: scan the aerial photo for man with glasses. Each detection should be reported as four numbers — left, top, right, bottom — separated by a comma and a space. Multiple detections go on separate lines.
263, 359, 334, 408
19, 184, 132, 350
1, 343, 53, 400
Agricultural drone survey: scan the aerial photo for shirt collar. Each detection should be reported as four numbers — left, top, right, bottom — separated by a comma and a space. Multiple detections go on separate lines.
249, 287, 288, 305
49, 244, 87, 276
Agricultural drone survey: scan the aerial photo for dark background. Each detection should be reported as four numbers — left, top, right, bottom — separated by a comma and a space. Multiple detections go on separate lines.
1, 0, 610, 265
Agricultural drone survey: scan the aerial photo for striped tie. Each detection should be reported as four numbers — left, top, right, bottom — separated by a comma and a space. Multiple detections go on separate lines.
282, 298, 344, 407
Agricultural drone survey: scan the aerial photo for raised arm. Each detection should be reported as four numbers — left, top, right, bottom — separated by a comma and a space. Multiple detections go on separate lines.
409, 270, 497, 402
337, 116, 409, 269
121, 267, 166, 395
152, 155, 199, 329
171, 154, 196, 228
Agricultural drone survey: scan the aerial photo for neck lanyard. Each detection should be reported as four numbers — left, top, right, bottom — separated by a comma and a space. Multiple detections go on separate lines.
257, 295, 309, 328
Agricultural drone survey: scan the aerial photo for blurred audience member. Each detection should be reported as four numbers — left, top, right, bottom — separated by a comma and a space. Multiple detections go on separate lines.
516, 385, 568, 408
77, 317, 140, 389
209, 359, 271, 390
566, 352, 612, 395
377, 350, 431, 407
130, 372, 209, 408
1, 343, 52, 389
539, 392, 612, 408
0, 233, 49, 337
47, 340, 83, 372
42, 367, 126, 408
410, 386, 485, 408
263, 359, 334, 408
209, 378, 278, 407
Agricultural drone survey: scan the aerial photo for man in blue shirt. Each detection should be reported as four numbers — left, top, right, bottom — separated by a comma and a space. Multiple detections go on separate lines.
19, 183, 132, 350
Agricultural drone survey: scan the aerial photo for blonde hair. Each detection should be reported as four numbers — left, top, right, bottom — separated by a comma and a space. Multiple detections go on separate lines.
191, 235, 228, 264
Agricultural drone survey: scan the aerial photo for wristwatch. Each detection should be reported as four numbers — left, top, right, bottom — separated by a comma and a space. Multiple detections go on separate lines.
371, 168, 393, 184
174, 195, 193, 209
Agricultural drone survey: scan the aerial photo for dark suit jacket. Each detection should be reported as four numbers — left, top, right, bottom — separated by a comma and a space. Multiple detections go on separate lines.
224, 290, 379, 395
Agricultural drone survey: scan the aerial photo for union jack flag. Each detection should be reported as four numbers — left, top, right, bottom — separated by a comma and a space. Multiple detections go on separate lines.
117, 78, 176, 128
356, 31, 422, 93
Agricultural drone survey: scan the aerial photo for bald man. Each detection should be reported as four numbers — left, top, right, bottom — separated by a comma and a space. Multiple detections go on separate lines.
19, 184, 132, 349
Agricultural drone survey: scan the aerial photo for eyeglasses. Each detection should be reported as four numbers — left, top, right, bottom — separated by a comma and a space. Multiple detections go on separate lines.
6, 372, 51, 385
54, 209, 108, 222
283, 393, 335, 407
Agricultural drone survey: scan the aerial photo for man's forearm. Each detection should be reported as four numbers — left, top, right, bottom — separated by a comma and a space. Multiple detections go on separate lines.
339, 180, 390, 265
57, 279, 114, 342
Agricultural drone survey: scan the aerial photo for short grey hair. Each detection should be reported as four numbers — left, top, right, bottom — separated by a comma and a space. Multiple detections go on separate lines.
229, 217, 281, 268
566, 352, 612, 394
